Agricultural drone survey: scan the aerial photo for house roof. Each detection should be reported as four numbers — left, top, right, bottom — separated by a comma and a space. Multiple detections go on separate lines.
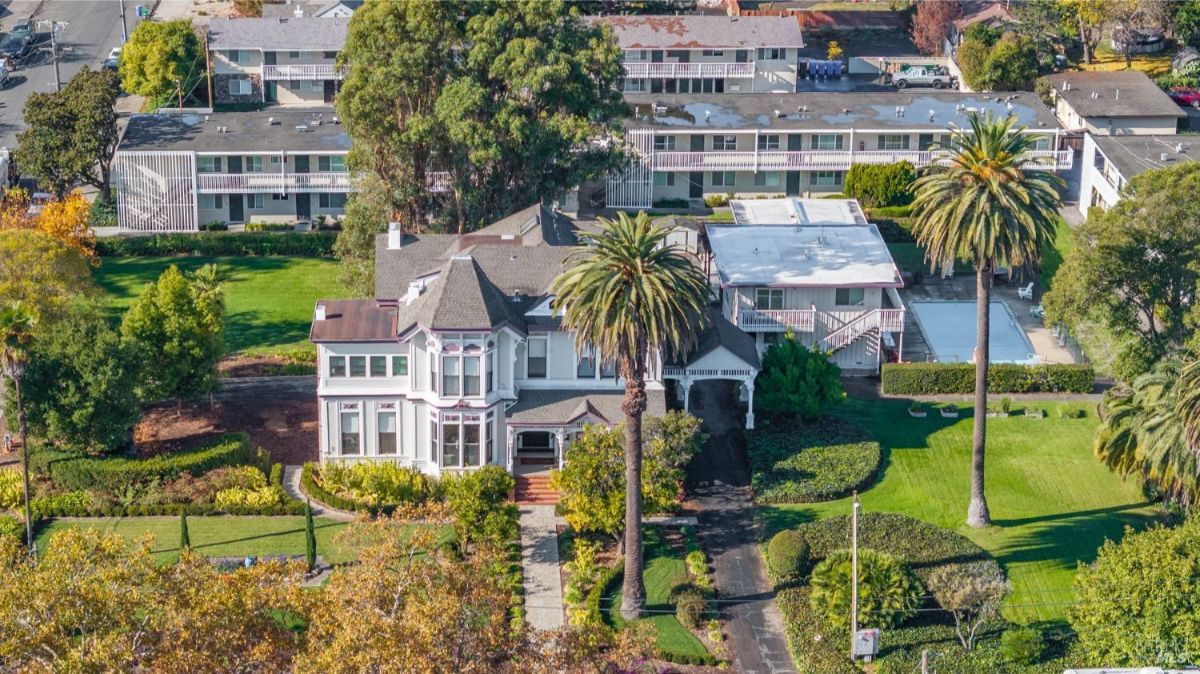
684, 308, 760, 370
505, 389, 666, 426
309, 299, 395, 342
396, 256, 526, 334
623, 91, 1061, 131
707, 223, 902, 288
117, 110, 349, 153
263, 1, 363, 18
588, 14, 803, 50
207, 16, 349, 51
1092, 134, 1200, 180
953, 2, 1015, 32
731, 198, 867, 226
1044, 71, 1184, 120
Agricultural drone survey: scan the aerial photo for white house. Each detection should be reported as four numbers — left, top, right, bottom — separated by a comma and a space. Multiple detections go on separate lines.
1044, 70, 1183, 136
208, 17, 348, 107
1079, 132, 1200, 215
589, 15, 804, 95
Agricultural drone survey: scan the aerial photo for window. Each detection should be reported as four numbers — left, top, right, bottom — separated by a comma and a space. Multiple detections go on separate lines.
377, 411, 397, 455
318, 193, 348, 209
198, 194, 224, 210
878, 135, 911, 150
626, 49, 647, 61
653, 172, 675, 187
757, 47, 783, 60
291, 80, 320, 93
701, 49, 724, 56
1030, 135, 1052, 150
755, 288, 784, 311
811, 134, 844, 150
318, 155, 347, 172
322, 51, 338, 59
227, 78, 252, 96
227, 50, 252, 64
464, 356, 481, 396
754, 172, 780, 188
339, 411, 360, 454
369, 356, 387, 377
653, 136, 677, 151
431, 353, 438, 393
245, 156, 264, 172
248, 194, 265, 209
577, 351, 596, 378
711, 171, 735, 187
601, 360, 617, 379
196, 156, 222, 173
271, 193, 288, 201
757, 134, 780, 151
623, 78, 648, 93
442, 421, 461, 467
763, 332, 782, 347
348, 356, 366, 377
328, 356, 346, 377
527, 338, 547, 378
442, 356, 461, 396
486, 353, 495, 394
288, 50, 301, 59
713, 135, 736, 151
918, 133, 935, 151
812, 171, 843, 187
486, 413, 496, 463
392, 355, 408, 377
835, 288, 866, 306
464, 423, 481, 466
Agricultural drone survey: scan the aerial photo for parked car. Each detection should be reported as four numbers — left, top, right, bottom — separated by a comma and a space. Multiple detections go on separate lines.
889, 64, 957, 90
0, 31, 32, 61
103, 47, 121, 71
1169, 86, 1200, 107
9, 18, 33, 41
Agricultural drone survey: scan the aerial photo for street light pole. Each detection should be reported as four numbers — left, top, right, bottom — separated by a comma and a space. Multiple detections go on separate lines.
120, 0, 128, 44
850, 491, 861, 661
36, 20, 68, 92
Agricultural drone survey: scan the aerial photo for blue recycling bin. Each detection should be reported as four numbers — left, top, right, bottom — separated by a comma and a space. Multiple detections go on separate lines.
136, 5, 149, 18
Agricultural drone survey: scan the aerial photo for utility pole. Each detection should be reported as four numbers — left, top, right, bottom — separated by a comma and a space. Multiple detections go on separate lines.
850, 491, 860, 662
202, 26, 213, 109
36, 20, 68, 92
120, 0, 128, 44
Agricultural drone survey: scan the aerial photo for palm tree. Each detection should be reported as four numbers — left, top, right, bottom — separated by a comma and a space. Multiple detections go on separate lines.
0, 301, 37, 551
551, 211, 708, 618
910, 112, 1063, 527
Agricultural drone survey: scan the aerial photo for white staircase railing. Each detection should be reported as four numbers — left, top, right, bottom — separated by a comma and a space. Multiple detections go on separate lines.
820, 309, 905, 352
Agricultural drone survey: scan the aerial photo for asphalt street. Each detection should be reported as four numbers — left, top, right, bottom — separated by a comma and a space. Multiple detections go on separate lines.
0, 0, 145, 151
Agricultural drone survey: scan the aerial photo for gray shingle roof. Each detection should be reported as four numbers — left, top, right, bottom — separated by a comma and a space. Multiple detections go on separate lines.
589, 15, 803, 49
396, 256, 526, 334
506, 389, 666, 426
118, 109, 348, 153
1045, 71, 1184, 119
1092, 134, 1200, 180
685, 309, 760, 370
207, 16, 349, 51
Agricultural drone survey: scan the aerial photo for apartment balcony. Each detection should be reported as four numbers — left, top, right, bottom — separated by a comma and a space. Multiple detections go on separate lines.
739, 309, 817, 333
623, 62, 755, 80
261, 64, 346, 81
649, 149, 1073, 172
196, 172, 352, 193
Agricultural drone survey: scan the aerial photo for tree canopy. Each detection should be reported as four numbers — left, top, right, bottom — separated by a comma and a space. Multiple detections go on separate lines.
335, 0, 626, 235
910, 0, 961, 56
119, 19, 204, 105
754, 334, 845, 422
0, 230, 95, 325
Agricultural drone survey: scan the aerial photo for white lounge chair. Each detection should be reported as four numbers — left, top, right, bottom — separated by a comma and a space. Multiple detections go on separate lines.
1017, 282, 1035, 301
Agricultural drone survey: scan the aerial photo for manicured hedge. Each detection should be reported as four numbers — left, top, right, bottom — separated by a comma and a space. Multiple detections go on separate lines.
872, 216, 916, 243
777, 587, 862, 674
96, 231, 337, 257
33, 433, 254, 493
845, 162, 915, 208
583, 563, 623, 626
29, 499, 305, 518
880, 363, 1095, 395
299, 462, 390, 515
746, 418, 882, 504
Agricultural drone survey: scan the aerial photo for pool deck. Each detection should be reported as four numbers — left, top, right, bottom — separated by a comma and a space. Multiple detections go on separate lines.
899, 276, 1075, 365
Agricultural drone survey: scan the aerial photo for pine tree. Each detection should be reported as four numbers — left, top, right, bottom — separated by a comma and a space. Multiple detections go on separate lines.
179, 510, 191, 551
304, 500, 317, 572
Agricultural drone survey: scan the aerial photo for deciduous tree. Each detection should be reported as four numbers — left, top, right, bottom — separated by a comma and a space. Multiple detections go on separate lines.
1059, 0, 1114, 64
119, 19, 204, 106
0, 189, 98, 262
927, 562, 1011, 651
0, 230, 95, 323
911, 0, 962, 55
332, 174, 390, 297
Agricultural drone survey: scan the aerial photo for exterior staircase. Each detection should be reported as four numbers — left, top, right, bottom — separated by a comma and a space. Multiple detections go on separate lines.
819, 308, 905, 353
514, 473, 558, 505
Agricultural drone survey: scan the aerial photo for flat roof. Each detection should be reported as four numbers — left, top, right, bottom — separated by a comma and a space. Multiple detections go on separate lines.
118, 109, 350, 154
1044, 70, 1184, 119
624, 91, 1061, 132
1092, 134, 1200, 179
707, 224, 902, 288
731, 197, 867, 226
588, 14, 803, 49
208, 17, 349, 51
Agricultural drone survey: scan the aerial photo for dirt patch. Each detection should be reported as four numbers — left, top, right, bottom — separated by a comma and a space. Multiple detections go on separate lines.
135, 397, 318, 465
219, 355, 316, 378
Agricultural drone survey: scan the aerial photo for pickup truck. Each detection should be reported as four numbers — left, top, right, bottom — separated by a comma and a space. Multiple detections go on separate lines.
888, 65, 958, 90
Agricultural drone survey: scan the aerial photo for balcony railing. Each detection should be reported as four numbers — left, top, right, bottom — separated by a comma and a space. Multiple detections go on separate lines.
623, 62, 755, 80
739, 309, 817, 333
196, 172, 352, 193
261, 64, 346, 81
650, 149, 1073, 172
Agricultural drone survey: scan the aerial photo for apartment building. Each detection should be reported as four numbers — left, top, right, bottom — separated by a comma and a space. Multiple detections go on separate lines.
1079, 133, 1200, 215
1044, 70, 1183, 136
606, 91, 1072, 209
590, 15, 804, 95
208, 17, 348, 107
112, 109, 350, 231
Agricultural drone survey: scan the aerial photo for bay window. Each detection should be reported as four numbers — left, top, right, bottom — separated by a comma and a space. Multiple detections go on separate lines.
377, 410, 397, 455
369, 356, 387, 377
464, 356, 481, 396
328, 356, 346, 377
392, 355, 408, 377
486, 353, 495, 393
442, 422, 461, 467
339, 410, 360, 454
442, 356, 460, 396
464, 424, 481, 466
348, 356, 366, 377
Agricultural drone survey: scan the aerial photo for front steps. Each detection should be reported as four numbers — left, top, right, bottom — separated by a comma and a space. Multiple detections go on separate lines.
514, 473, 558, 505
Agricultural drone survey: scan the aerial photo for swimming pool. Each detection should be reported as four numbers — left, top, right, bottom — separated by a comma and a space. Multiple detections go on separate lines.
909, 301, 1038, 364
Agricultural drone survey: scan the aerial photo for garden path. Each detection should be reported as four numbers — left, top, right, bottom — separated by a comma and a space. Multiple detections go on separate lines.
518, 504, 565, 631
284, 465, 356, 523
688, 380, 797, 674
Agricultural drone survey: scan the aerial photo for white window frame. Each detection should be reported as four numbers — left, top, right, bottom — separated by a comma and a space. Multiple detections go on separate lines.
812, 171, 843, 187
338, 404, 361, 456
754, 171, 780, 188
711, 171, 735, 187
755, 288, 784, 311
835, 287, 866, 307
377, 405, 398, 456
757, 134, 780, 151
811, 134, 844, 151
198, 194, 224, 210
196, 156, 222, 173
227, 78, 252, 96
878, 134, 911, 151
526, 337, 547, 379
712, 135, 737, 151
653, 135, 677, 151
653, 172, 675, 187
757, 47, 783, 60
245, 156, 264, 173
248, 193, 265, 209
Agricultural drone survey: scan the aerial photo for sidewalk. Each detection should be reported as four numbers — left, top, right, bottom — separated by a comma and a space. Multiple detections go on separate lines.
518, 504, 564, 632
282, 464, 355, 523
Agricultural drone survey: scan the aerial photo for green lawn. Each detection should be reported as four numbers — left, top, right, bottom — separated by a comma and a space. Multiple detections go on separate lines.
37, 516, 355, 563
608, 526, 711, 661
95, 256, 348, 355
759, 397, 1160, 625
1040, 217, 1074, 290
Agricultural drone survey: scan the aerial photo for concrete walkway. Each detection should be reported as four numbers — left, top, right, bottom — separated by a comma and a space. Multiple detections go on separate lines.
688, 381, 797, 674
518, 504, 564, 631
282, 465, 356, 522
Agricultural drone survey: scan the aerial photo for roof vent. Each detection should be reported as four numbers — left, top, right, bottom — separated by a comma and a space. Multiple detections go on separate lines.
279, 17, 287, 23
293, 5, 303, 17
797, 104, 807, 113
1161, 152, 1169, 161
312, 119, 322, 126
314, 304, 326, 321
387, 222, 403, 250
774, 108, 782, 118
203, 115, 209, 122
704, 110, 711, 122
928, 109, 935, 122
1115, 89, 1120, 100
268, 117, 277, 126
1177, 143, 1185, 152
295, 125, 309, 132
332, 115, 340, 124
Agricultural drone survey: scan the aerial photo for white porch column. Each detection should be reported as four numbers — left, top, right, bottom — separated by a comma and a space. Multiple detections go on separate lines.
682, 378, 693, 414
555, 430, 567, 470
506, 427, 515, 473
745, 379, 755, 430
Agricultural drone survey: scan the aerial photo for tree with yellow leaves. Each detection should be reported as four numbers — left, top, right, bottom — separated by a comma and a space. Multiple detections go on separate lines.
0, 188, 97, 262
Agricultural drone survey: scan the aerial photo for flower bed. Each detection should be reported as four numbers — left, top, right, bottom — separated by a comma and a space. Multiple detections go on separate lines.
746, 418, 882, 504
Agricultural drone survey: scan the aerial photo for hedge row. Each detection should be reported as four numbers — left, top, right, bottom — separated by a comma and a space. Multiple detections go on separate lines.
583, 563, 623, 626
880, 363, 1095, 395
33, 433, 254, 493
96, 231, 337, 257
299, 462, 392, 516
31, 501, 306, 518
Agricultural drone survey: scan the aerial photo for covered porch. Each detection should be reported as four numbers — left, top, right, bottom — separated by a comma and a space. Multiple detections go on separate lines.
664, 311, 762, 429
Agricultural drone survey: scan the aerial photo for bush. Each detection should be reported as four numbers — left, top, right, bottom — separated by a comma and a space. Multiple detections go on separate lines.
880, 363, 1095, 395
652, 198, 689, 209
1000, 627, 1043, 665
872, 216, 916, 243
90, 199, 118, 228
34, 434, 253, 493
755, 335, 845, 422
214, 485, 288, 510
315, 461, 438, 508
746, 418, 881, 503
703, 193, 732, 208
201, 221, 229, 231
810, 548, 923, 631
582, 563, 622, 627
30, 491, 93, 518
767, 530, 811, 579
0, 469, 21, 509
777, 587, 862, 674
301, 462, 373, 513
445, 465, 518, 545
0, 514, 22, 540
244, 222, 295, 232
671, 585, 707, 630
845, 161, 916, 208
96, 231, 337, 257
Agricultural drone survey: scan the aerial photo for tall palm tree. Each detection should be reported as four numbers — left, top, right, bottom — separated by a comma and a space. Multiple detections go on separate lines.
551, 211, 708, 618
0, 301, 37, 551
910, 112, 1064, 527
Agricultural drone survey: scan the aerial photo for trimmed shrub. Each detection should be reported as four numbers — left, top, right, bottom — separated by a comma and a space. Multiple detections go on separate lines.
767, 530, 811, 579
0, 515, 22, 540
777, 586, 862, 674
703, 193, 732, 208
810, 548, 923, 631
314, 461, 438, 509
34, 434, 253, 493
652, 198, 689, 209
214, 485, 288, 510
0, 469, 21, 509
746, 418, 881, 503
880, 362, 1095, 395
96, 231, 337, 257
582, 563, 622, 627
845, 161, 916, 208
30, 491, 93, 518
300, 462, 375, 513
671, 585, 707, 630
244, 222, 294, 232
872, 216, 916, 243
445, 466, 519, 545
1000, 626, 1043, 665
